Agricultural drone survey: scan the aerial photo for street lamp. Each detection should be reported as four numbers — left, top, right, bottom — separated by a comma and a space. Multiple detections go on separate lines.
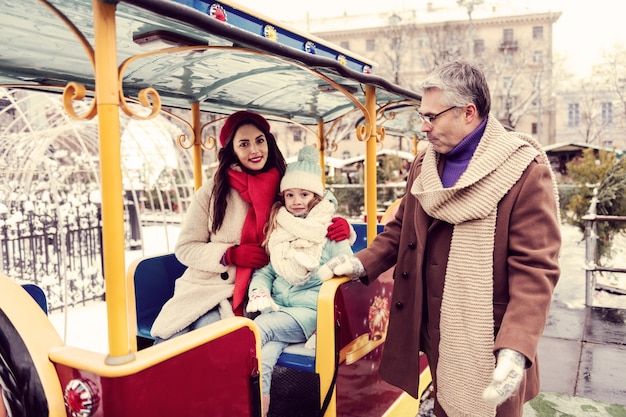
457, 0, 484, 61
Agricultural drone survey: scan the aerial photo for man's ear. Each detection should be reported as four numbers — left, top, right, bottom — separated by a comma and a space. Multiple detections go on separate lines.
463, 103, 479, 124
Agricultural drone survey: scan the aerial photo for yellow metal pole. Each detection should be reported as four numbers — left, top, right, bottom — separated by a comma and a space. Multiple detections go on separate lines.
364, 85, 378, 246
93, 0, 134, 364
412, 133, 419, 156
318, 120, 326, 187
191, 102, 203, 190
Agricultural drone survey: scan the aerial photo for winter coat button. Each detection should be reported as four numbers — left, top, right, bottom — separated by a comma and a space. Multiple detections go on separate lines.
220, 272, 229, 280
408, 241, 416, 249
395, 302, 404, 310
401, 272, 409, 279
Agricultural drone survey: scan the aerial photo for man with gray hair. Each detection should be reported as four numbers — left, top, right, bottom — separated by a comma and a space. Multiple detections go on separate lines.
319, 61, 561, 417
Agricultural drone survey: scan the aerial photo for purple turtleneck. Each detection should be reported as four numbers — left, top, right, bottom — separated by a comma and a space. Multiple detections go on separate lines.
440, 117, 488, 188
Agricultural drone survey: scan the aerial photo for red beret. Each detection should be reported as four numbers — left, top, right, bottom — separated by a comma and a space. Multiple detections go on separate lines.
219, 111, 271, 147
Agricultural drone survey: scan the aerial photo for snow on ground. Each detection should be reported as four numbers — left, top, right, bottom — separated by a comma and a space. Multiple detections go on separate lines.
49, 223, 626, 354
49, 225, 180, 354
555, 223, 626, 310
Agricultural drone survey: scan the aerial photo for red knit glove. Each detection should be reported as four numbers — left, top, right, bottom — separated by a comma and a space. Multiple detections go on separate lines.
326, 217, 350, 242
224, 244, 269, 269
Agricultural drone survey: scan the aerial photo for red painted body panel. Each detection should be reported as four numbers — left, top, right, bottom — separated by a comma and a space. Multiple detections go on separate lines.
54, 327, 259, 417
334, 267, 424, 416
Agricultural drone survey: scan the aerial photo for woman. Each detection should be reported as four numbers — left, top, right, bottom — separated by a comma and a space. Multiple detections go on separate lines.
151, 111, 350, 341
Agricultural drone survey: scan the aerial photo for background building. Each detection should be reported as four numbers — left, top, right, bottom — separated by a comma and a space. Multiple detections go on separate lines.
554, 67, 626, 150
285, 1, 561, 150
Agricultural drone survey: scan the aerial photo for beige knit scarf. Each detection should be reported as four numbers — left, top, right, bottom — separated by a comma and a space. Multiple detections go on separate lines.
411, 117, 554, 417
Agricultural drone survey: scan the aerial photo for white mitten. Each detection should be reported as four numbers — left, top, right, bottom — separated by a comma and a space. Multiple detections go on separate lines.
482, 348, 526, 405
246, 288, 280, 313
317, 254, 366, 281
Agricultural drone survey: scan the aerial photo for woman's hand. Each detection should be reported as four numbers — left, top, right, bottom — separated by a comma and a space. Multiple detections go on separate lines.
225, 244, 269, 268
326, 217, 350, 241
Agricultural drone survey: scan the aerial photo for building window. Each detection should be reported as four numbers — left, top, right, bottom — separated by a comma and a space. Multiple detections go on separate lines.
391, 37, 401, 49
474, 39, 485, 54
533, 26, 543, 39
602, 102, 613, 125
366, 39, 375, 51
568, 103, 580, 127
503, 52, 513, 65
531, 123, 538, 134
503, 77, 511, 90
340, 41, 350, 49
503, 28, 514, 42
293, 129, 302, 142
533, 51, 543, 64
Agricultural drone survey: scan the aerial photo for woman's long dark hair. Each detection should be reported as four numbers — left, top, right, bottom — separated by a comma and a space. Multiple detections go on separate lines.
210, 121, 286, 233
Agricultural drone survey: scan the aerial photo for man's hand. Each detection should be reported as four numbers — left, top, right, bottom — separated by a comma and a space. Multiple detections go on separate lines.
246, 288, 279, 313
482, 348, 526, 405
317, 254, 365, 281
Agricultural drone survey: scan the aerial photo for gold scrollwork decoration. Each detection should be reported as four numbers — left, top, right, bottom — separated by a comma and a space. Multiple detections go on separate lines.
120, 87, 162, 120
199, 118, 227, 151
355, 123, 369, 142
376, 125, 386, 143
200, 135, 217, 151
380, 110, 396, 124
200, 121, 224, 151
176, 134, 193, 150
62, 82, 98, 120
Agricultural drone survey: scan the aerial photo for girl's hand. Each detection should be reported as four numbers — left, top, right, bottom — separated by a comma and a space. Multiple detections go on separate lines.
246, 288, 279, 313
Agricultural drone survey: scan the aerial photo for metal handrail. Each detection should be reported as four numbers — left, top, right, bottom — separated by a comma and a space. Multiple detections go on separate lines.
582, 187, 626, 306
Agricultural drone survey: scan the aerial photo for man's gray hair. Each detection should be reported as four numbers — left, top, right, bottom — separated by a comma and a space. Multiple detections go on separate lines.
421, 61, 491, 118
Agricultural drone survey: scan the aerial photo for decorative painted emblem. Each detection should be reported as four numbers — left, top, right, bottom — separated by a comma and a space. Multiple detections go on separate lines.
208, 3, 227, 22
362, 65, 372, 74
263, 25, 278, 41
368, 295, 390, 340
64, 379, 98, 417
304, 41, 316, 54
340, 295, 391, 365
337, 54, 347, 66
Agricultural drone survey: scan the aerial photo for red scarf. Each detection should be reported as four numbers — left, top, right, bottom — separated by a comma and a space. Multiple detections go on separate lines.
227, 167, 280, 315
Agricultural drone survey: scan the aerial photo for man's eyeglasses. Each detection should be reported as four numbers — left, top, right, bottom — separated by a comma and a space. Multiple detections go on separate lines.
418, 106, 458, 126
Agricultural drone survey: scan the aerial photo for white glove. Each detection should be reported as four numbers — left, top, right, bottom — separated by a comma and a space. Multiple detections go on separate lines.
317, 254, 366, 281
482, 348, 526, 405
246, 288, 279, 313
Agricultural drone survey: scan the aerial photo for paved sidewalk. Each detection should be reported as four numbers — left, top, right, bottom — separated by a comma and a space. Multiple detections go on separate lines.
532, 302, 626, 409
418, 303, 626, 416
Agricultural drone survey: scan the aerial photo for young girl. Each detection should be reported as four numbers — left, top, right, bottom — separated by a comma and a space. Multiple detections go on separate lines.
245, 145, 354, 416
